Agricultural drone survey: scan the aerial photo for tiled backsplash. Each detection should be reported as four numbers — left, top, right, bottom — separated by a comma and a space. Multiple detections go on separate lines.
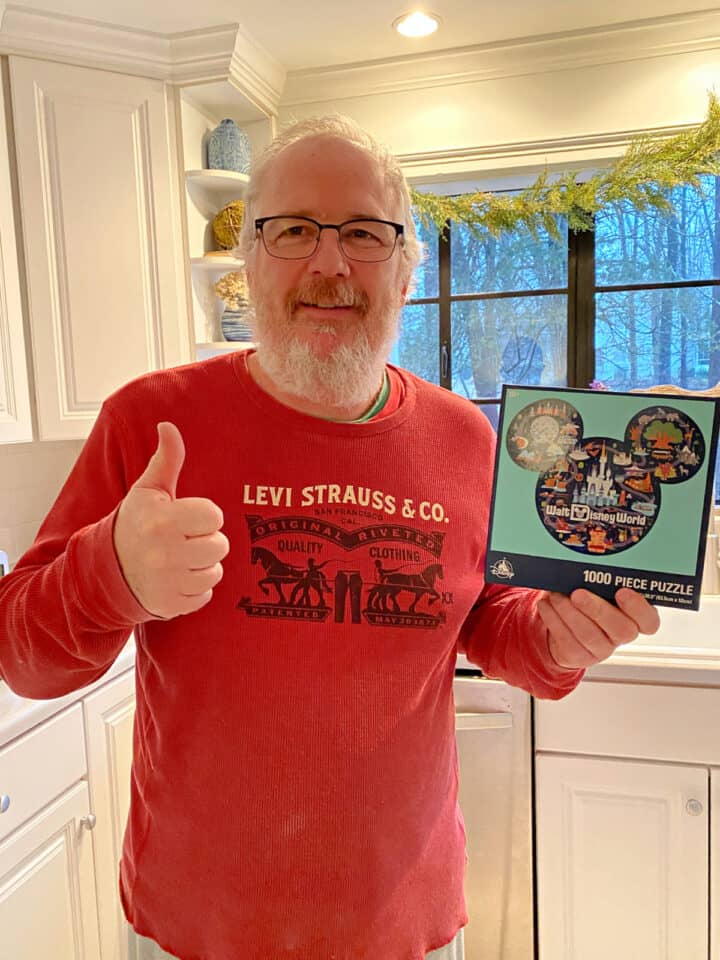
0, 440, 84, 567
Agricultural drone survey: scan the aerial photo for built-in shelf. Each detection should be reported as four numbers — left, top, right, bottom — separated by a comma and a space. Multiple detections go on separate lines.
190, 256, 244, 272
189, 261, 245, 344
185, 168, 249, 348
185, 169, 249, 219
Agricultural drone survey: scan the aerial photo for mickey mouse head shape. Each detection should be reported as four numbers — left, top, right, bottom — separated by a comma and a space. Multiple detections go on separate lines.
506, 399, 705, 556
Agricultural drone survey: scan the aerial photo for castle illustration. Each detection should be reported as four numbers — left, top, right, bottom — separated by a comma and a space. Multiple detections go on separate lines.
571, 441, 619, 508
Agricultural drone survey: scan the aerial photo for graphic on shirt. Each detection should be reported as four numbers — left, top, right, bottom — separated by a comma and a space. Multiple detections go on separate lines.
237, 514, 449, 628
506, 399, 705, 555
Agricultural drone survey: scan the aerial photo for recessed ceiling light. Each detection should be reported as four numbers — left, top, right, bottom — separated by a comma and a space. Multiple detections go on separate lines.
393, 11, 441, 38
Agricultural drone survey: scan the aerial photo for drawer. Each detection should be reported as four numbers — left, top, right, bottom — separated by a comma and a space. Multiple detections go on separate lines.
535, 680, 720, 764
0, 703, 87, 841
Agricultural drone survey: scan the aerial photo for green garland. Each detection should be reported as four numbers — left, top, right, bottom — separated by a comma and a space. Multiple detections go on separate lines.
410, 93, 720, 240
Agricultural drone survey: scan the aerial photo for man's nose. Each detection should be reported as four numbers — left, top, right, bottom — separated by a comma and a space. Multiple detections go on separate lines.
308, 227, 351, 277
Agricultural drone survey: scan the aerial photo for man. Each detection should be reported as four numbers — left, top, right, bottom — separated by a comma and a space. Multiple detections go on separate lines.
0, 115, 659, 960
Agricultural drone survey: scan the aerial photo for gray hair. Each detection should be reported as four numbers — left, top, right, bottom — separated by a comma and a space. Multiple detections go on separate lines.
236, 115, 423, 283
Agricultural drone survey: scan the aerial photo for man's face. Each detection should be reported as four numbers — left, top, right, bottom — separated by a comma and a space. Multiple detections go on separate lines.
245, 136, 409, 407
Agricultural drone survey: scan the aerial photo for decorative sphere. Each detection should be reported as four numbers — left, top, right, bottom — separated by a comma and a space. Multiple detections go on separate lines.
213, 200, 245, 250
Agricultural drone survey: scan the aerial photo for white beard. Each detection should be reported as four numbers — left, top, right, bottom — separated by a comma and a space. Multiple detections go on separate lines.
249, 279, 401, 410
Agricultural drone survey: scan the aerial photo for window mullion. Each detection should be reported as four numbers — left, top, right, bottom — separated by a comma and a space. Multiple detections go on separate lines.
567, 224, 596, 388
438, 221, 451, 389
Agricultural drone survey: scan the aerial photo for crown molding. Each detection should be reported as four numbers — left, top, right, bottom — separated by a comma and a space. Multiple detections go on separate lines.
166, 23, 245, 82
281, 8, 720, 107
169, 23, 284, 115
0, 6, 171, 76
399, 122, 698, 182
0, 7, 284, 116
226, 25, 284, 117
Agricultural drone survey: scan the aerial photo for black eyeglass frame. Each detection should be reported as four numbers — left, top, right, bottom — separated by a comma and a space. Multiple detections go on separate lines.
254, 215, 405, 262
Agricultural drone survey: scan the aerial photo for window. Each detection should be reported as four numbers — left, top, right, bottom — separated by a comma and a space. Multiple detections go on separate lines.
595, 177, 720, 392
394, 175, 720, 499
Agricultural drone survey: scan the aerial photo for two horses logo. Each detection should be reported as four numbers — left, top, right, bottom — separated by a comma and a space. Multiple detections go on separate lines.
251, 547, 331, 606
241, 546, 445, 628
367, 560, 443, 614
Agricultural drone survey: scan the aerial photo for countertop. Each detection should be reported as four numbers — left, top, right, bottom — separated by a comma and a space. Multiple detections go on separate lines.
588, 595, 720, 685
0, 637, 136, 749
457, 596, 720, 687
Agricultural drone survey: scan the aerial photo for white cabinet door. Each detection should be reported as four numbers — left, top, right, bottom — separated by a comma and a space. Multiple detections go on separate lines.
9, 56, 191, 440
83, 669, 136, 960
0, 70, 32, 443
536, 753, 708, 960
0, 779, 102, 959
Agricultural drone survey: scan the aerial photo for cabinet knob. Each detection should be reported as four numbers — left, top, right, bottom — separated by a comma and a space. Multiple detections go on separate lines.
80, 813, 97, 830
686, 799, 704, 816
0, 794, 9, 814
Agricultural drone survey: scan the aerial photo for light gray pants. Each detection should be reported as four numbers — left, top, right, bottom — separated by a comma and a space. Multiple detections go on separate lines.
130, 926, 465, 960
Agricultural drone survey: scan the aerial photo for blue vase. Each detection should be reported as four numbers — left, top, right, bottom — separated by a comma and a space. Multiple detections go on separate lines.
208, 119, 251, 174
221, 303, 254, 342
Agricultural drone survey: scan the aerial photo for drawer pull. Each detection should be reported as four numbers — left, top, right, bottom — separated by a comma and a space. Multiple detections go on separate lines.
686, 799, 704, 816
0, 795, 9, 814
80, 813, 97, 830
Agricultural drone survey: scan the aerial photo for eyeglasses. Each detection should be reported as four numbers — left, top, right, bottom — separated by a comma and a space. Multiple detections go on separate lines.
255, 216, 404, 262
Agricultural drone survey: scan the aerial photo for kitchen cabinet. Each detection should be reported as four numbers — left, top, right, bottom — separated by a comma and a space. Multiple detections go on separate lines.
535, 679, 720, 960
536, 753, 708, 960
0, 65, 32, 443
0, 667, 136, 960
0, 704, 100, 958
83, 671, 136, 960
0, 780, 102, 959
8, 56, 191, 440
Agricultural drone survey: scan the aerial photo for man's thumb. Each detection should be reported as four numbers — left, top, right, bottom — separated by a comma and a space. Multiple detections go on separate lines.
134, 422, 186, 499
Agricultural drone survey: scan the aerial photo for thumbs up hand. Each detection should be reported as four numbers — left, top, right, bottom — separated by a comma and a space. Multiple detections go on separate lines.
113, 422, 230, 619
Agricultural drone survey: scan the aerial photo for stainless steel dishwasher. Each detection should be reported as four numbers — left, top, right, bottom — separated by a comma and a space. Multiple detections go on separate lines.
453, 661, 534, 960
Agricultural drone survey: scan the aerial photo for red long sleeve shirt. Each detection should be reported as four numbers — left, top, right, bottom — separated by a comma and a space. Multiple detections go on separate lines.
0, 351, 583, 960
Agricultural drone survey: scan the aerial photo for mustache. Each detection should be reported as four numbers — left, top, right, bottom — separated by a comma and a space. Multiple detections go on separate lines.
286, 278, 370, 314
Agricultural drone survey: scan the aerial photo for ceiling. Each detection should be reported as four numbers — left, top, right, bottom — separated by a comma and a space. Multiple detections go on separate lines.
4, 1, 715, 72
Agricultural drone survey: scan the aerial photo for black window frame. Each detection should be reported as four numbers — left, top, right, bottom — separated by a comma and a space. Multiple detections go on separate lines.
405, 210, 720, 502
407, 217, 720, 409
